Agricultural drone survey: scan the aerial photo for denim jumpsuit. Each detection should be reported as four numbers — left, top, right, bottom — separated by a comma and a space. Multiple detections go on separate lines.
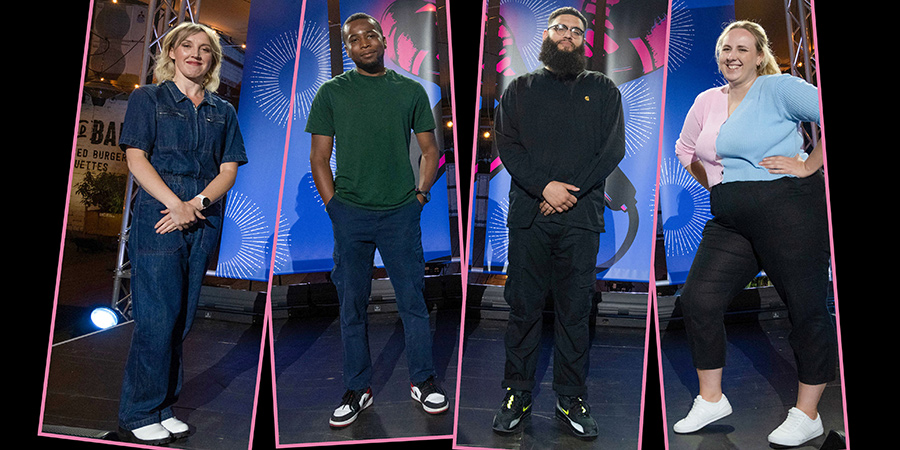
116, 81, 247, 430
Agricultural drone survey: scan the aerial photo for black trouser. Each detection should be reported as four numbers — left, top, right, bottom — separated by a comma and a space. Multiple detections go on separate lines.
502, 220, 600, 397
680, 173, 836, 385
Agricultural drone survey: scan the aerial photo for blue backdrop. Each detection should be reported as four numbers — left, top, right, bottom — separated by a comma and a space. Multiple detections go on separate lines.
215, 0, 453, 281
471, 0, 670, 282
658, 0, 734, 284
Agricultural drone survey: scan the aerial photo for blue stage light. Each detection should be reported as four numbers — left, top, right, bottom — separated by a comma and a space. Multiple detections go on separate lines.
91, 307, 119, 329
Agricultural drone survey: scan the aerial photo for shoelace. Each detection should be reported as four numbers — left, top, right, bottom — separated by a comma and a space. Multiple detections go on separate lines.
503, 389, 528, 411
561, 396, 589, 416
778, 409, 809, 432
685, 396, 722, 420
686, 396, 704, 417
417, 376, 444, 398
339, 388, 365, 407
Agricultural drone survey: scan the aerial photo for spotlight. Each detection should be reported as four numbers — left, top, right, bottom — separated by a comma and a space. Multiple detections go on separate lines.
91, 307, 120, 329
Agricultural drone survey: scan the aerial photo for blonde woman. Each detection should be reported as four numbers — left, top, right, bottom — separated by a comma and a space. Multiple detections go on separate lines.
671, 21, 834, 447
116, 22, 247, 445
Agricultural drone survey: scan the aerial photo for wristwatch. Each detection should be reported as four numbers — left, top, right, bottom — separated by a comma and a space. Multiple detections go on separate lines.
195, 194, 211, 209
416, 189, 431, 204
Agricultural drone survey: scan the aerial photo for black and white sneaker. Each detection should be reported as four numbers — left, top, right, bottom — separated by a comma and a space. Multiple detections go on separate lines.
555, 395, 599, 438
410, 376, 449, 414
491, 388, 532, 433
329, 387, 373, 428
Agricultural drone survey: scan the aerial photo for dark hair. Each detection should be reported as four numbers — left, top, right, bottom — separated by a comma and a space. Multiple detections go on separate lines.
548, 7, 587, 31
342, 12, 383, 39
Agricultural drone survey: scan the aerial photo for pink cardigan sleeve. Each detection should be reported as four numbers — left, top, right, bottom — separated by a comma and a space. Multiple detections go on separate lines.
675, 87, 727, 187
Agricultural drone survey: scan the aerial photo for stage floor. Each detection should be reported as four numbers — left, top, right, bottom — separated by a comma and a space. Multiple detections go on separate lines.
659, 317, 846, 449
270, 305, 460, 446
40, 316, 264, 450
454, 310, 648, 449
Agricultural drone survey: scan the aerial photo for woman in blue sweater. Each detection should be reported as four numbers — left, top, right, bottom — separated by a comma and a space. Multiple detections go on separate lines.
670, 20, 835, 447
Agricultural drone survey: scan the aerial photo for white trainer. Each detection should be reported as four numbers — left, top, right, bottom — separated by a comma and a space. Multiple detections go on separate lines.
122, 423, 173, 445
767, 407, 823, 446
673, 394, 733, 433
161, 416, 193, 438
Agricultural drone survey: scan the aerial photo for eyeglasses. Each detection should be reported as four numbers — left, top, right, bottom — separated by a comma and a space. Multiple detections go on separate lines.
547, 23, 585, 38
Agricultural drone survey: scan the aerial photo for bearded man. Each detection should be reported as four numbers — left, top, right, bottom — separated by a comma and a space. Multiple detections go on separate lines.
489, 7, 626, 438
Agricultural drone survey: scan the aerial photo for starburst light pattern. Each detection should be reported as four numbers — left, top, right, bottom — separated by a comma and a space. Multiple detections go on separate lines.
619, 77, 657, 158
659, 157, 711, 257
216, 190, 271, 279
247, 20, 331, 127
666, 0, 695, 72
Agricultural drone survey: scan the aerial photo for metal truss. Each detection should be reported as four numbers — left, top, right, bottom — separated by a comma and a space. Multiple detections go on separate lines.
783, 0, 819, 151
784, 0, 816, 83
111, 0, 201, 321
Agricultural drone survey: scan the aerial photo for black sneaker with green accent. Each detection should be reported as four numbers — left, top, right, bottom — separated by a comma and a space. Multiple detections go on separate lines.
555, 394, 599, 438
491, 388, 532, 433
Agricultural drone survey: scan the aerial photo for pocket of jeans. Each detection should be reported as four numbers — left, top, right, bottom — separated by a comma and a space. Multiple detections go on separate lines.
325, 195, 341, 215
198, 207, 223, 254
131, 188, 187, 254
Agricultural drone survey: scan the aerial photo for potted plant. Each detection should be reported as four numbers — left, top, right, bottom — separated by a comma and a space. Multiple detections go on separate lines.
75, 170, 128, 236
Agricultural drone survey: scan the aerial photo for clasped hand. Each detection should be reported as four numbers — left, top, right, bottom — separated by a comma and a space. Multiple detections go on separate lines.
155, 200, 205, 234
540, 181, 580, 216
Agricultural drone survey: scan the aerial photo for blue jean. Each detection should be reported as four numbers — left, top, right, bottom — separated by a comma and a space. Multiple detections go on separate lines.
326, 195, 435, 391
118, 177, 221, 430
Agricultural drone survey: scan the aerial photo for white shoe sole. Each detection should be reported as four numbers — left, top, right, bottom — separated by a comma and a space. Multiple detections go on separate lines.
767, 409, 823, 447
119, 424, 174, 446
329, 395, 373, 427
767, 429, 823, 448
410, 387, 449, 414
673, 408, 732, 433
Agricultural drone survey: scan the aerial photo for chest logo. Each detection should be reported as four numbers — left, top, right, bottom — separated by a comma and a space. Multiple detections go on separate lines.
584, 95, 590, 101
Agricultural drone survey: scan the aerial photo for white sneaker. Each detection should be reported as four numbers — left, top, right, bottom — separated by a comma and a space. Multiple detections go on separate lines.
329, 388, 374, 428
410, 376, 449, 414
121, 423, 173, 445
673, 394, 733, 433
161, 416, 193, 438
767, 407, 823, 446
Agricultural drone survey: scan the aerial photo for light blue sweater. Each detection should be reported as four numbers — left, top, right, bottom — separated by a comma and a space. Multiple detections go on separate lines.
716, 74, 820, 184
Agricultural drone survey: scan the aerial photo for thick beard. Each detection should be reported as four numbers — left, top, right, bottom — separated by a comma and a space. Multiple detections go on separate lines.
538, 36, 586, 78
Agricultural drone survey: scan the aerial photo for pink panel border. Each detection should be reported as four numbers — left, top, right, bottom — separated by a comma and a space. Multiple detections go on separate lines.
268, 1, 466, 448
654, 1, 850, 448
454, 1, 656, 449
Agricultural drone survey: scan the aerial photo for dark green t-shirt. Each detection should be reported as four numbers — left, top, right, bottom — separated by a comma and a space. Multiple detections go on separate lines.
305, 69, 436, 210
